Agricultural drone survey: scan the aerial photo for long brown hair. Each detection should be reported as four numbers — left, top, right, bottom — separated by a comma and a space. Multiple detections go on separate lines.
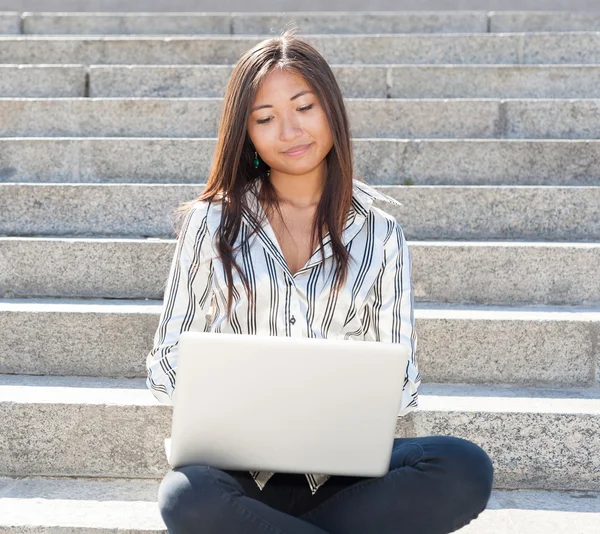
172, 27, 356, 322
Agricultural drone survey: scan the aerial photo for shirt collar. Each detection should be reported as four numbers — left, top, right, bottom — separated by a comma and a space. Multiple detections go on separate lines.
350, 178, 402, 214
243, 177, 402, 215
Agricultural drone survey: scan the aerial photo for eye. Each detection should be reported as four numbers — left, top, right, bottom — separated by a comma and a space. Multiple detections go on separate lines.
255, 104, 314, 125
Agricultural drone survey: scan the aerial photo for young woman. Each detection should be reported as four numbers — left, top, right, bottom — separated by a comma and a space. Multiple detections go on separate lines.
147, 29, 494, 534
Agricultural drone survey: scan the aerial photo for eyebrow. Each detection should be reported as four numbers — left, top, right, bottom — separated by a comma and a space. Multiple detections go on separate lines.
250, 90, 314, 113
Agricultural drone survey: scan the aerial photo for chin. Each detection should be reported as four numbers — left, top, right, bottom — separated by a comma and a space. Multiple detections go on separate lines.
292, 162, 320, 173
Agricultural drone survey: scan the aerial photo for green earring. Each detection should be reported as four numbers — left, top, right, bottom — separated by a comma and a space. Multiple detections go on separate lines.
253, 150, 260, 168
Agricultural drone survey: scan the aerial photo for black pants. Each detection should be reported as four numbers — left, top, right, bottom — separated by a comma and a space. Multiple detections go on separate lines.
158, 435, 494, 533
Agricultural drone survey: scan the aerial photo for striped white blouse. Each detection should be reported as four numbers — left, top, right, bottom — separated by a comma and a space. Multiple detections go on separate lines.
146, 178, 420, 495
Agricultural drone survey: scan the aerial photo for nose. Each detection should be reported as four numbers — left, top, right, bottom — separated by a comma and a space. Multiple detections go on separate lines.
279, 110, 303, 142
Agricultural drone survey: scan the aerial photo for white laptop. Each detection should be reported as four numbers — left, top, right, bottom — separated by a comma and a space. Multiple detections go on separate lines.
164, 331, 411, 478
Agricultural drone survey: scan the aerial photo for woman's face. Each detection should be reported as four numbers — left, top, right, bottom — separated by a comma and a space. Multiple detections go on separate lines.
246, 69, 334, 178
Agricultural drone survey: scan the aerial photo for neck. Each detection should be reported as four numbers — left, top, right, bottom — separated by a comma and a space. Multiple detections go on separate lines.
268, 164, 326, 210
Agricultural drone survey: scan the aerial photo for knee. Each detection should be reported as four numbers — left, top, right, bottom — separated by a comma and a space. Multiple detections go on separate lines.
158, 465, 210, 523
158, 465, 238, 530
442, 436, 495, 508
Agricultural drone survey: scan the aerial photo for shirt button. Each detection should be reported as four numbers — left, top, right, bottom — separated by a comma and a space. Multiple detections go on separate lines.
290, 316, 296, 325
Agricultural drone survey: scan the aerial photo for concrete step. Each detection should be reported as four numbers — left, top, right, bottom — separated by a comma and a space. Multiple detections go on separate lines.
0, 476, 166, 533
0, 374, 598, 491
0, 0, 597, 10
0, 65, 86, 97
5, 11, 600, 35
19, 11, 490, 35
0, 476, 597, 534
2, 33, 600, 65
491, 11, 600, 32
1, 137, 599, 186
0, 12, 18, 34
457, 488, 600, 533
0, 477, 598, 534
8, 64, 600, 99
3, 98, 600, 139
88, 64, 600, 99
2, 297, 598, 387
1, 236, 599, 305
2, 183, 600, 242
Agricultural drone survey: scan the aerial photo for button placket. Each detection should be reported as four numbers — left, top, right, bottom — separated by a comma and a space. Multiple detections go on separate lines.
288, 284, 304, 337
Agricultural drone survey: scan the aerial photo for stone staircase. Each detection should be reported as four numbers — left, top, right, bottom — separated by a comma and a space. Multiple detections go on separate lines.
1, 10, 599, 533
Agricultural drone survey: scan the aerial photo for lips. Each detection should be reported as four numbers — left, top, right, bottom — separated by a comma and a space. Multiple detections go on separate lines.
284, 143, 312, 155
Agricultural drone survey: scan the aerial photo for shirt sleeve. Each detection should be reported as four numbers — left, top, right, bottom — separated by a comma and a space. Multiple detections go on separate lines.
145, 202, 214, 405
369, 219, 420, 417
